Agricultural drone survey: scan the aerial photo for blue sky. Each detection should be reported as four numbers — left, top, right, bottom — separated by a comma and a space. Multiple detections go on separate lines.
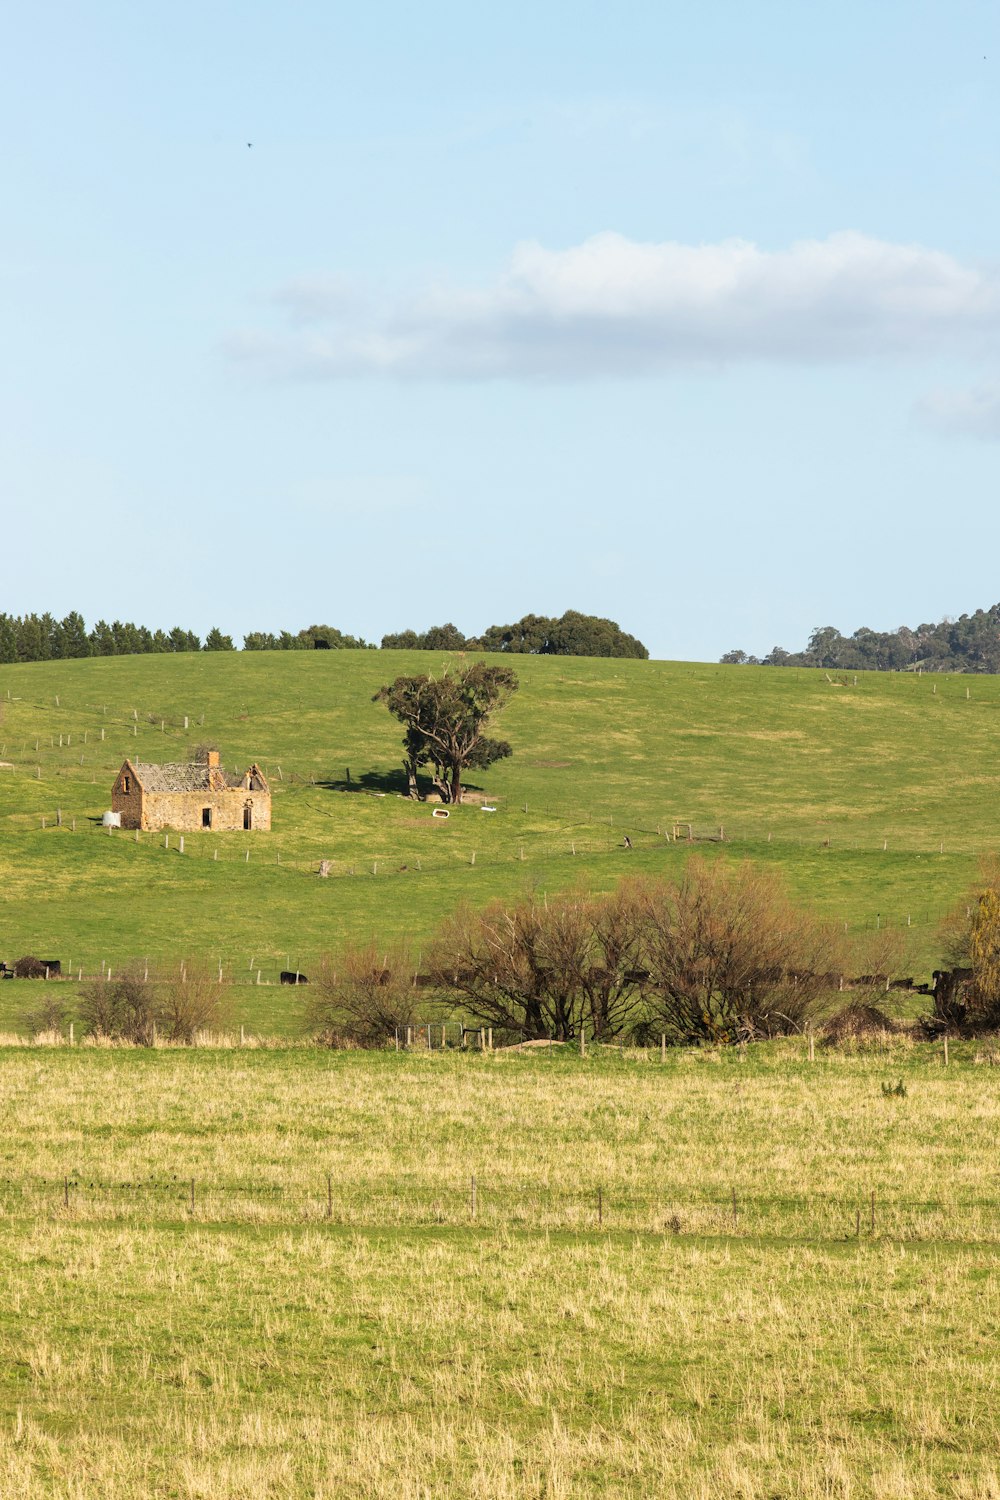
3, 1, 999, 659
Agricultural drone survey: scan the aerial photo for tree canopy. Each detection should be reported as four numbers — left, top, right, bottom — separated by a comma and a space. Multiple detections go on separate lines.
381, 610, 647, 659
243, 624, 373, 651
374, 661, 518, 803
722, 602, 1000, 674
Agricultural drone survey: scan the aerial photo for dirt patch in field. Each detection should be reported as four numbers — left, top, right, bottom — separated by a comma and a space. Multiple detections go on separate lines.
501, 1038, 563, 1050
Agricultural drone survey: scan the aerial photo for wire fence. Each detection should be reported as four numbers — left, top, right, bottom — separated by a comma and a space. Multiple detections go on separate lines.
5, 1171, 1000, 1243
1, 791, 978, 927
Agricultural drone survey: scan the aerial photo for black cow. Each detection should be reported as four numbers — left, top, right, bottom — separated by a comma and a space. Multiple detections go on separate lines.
280, 971, 308, 985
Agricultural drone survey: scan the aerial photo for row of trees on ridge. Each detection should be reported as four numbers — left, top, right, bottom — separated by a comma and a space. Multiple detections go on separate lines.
0, 611, 645, 664
381, 611, 648, 659
723, 602, 1000, 673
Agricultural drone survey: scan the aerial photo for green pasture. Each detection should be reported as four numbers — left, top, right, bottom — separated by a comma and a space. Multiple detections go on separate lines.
1, 1042, 999, 1497
0, 651, 996, 1030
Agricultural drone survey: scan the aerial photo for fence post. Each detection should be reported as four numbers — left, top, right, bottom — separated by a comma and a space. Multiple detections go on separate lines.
661, 1034, 666, 1064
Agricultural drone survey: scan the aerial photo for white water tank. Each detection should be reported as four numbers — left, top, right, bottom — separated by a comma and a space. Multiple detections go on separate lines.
102, 810, 121, 828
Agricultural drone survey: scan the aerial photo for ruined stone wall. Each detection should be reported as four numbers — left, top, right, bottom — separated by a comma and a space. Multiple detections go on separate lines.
111, 771, 144, 830
136, 790, 271, 833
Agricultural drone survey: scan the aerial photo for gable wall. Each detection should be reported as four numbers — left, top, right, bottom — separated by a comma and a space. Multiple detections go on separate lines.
111, 769, 144, 830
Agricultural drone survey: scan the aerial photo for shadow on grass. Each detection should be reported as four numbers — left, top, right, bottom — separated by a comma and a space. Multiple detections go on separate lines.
321, 770, 484, 797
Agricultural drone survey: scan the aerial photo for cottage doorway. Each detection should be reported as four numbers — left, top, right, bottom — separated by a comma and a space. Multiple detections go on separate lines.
202, 807, 212, 828
243, 802, 252, 830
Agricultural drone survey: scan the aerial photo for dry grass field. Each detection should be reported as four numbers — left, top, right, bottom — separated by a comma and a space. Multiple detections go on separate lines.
1, 1042, 999, 1497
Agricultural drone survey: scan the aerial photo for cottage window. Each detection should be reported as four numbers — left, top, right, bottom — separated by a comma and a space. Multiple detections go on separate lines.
243, 802, 252, 831
202, 807, 212, 828
122, 776, 131, 795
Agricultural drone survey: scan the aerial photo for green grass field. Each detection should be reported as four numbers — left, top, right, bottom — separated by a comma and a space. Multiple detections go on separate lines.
0, 650, 996, 1031
1, 1041, 999, 1498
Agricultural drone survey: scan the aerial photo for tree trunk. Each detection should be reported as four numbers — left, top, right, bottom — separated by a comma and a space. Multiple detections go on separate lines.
405, 757, 420, 799
449, 764, 463, 804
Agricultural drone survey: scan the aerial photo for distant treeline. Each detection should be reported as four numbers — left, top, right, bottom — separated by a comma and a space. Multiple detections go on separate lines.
0, 610, 646, 664
0, 615, 373, 663
381, 611, 648, 659
722, 604, 1000, 674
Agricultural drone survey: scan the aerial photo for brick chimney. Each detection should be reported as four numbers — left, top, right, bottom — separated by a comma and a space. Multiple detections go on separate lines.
207, 750, 220, 769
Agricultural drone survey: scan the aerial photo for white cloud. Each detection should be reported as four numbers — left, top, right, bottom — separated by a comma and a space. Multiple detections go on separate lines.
229, 231, 1000, 381
913, 384, 1000, 439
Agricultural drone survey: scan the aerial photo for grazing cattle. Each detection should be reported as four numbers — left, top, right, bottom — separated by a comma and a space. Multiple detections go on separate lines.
42, 960, 62, 976
280, 970, 308, 985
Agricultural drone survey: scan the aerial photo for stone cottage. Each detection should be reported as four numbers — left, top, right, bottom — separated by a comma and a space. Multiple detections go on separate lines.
111, 751, 271, 832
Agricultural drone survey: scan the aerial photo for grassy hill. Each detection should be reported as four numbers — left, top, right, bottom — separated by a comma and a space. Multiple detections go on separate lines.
0, 649, 996, 1029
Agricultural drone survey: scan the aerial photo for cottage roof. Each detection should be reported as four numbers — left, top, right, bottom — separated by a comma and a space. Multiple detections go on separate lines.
127, 760, 246, 792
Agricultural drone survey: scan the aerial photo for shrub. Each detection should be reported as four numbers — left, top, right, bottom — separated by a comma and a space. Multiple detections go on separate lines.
931, 865, 1000, 1032
639, 859, 840, 1044
12, 955, 49, 979
428, 885, 647, 1042
20, 992, 69, 1038
157, 966, 230, 1043
79, 967, 156, 1044
822, 1003, 896, 1046
428, 865, 836, 1046
306, 941, 424, 1046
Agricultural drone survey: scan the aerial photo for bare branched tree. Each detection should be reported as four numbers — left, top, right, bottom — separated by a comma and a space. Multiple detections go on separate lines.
639, 859, 840, 1043
306, 940, 424, 1046
429, 886, 648, 1041
158, 966, 231, 1043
